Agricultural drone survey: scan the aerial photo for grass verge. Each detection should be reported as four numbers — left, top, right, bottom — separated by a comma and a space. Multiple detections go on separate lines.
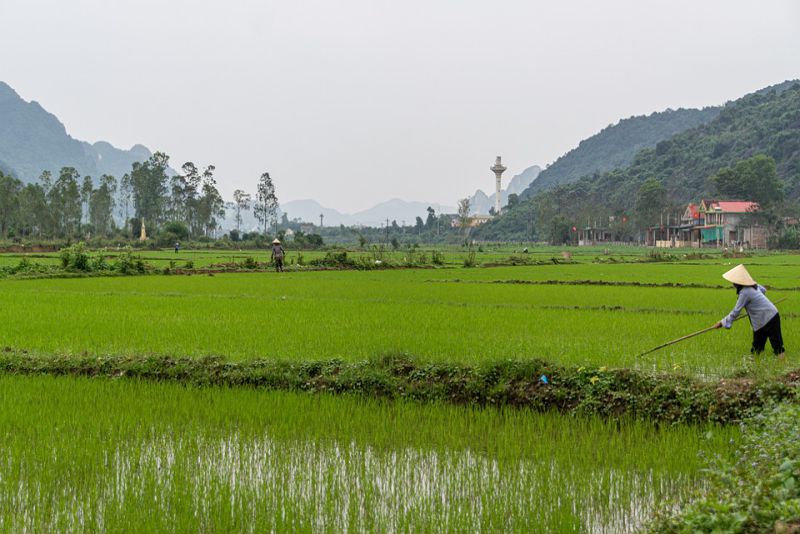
1, 351, 797, 424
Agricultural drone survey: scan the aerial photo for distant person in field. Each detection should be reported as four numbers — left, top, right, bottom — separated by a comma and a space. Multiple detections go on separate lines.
271, 238, 285, 272
174, 241, 180, 253
715, 264, 785, 358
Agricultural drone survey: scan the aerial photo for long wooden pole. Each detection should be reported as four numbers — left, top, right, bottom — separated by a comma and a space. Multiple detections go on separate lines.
637, 296, 788, 357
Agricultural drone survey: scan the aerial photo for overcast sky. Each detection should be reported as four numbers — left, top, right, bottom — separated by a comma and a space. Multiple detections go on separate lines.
1, 0, 798, 212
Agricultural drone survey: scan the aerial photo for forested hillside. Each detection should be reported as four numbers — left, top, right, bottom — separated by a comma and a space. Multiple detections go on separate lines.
477, 81, 800, 241
521, 107, 721, 198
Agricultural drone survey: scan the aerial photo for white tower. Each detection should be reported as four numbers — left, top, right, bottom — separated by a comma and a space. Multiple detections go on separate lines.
490, 156, 507, 215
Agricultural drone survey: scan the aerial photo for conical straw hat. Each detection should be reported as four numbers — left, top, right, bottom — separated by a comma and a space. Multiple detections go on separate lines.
722, 264, 756, 286
272, 239, 281, 244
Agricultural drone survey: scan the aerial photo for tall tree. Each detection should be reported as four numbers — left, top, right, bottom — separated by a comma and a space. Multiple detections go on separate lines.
17, 183, 48, 237
0, 172, 22, 238
232, 189, 252, 232
80, 175, 94, 229
425, 206, 436, 230
457, 197, 471, 233
168, 172, 189, 224
37, 170, 55, 236
130, 152, 169, 229
179, 162, 201, 236
196, 165, 225, 237
49, 167, 82, 237
634, 178, 667, 230
119, 173, 133, 232
90, 175, 117, 236
254, 172, 278, 236
713, 155, 784, 208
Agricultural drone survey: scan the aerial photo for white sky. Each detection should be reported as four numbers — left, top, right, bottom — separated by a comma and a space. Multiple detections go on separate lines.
1, 0, 798, 212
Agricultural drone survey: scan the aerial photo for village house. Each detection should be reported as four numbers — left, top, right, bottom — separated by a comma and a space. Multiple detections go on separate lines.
576, 217, 615, 246
648, 200, 767, 248
450, 214, 493, 228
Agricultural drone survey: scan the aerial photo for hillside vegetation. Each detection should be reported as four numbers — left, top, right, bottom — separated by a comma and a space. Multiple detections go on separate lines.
521, 107, 721, 198
479, 81, 800, 241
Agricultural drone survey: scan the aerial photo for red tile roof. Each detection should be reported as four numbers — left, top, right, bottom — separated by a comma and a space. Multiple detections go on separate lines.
702, 200, 759, 213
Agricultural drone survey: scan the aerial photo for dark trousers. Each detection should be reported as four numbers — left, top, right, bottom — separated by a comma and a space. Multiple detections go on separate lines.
752, 313, 785, 355
274, 258, 284, 272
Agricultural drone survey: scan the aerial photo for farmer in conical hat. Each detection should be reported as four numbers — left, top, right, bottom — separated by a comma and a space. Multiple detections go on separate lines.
270, 238, 285, 273
715, 264, 785, 357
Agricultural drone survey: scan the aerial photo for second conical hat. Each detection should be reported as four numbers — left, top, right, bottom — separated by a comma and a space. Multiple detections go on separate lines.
722, 264, 756, 286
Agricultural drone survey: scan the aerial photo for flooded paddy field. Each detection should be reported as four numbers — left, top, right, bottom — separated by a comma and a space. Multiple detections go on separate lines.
0, 376, 736, 532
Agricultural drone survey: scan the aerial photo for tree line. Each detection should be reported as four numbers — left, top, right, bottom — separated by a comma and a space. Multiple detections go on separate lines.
0, 152, 279, 242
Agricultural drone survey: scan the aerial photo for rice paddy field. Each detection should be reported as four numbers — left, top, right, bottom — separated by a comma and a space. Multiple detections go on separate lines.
0, 246, 797, 532
0, 375, 735, 532
1, 248, 797, 376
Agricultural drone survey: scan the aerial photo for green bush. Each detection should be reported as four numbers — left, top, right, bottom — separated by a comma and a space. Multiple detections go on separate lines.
649, 401, 800, 533
240, 257, 258, 270
113, 247, 146, 274
777, 227, 800, 249
310, 251, 353, 268
161, 221, 189, 240
59, 243, 90, 271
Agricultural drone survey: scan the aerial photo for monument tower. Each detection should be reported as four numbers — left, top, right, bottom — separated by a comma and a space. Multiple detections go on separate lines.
490, 156, 507, 215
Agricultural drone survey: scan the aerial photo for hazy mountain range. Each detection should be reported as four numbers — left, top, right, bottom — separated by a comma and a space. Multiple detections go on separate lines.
279, 198, 457, 228
0, 81, 158, 182
0, 80, 460, 230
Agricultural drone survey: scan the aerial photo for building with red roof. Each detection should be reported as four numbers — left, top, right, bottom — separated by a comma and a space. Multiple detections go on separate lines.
648, 199, 767, 248
697, 199, 765, 247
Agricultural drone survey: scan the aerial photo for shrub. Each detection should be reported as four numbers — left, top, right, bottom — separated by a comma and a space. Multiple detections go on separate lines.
648, 402, 800, 533
59, 243, 90, 271
310, 251, 352, 268
113, 247, 146, 274
463, 248, 477, 267
90, 254, 109, 272
776, 227, 800, 249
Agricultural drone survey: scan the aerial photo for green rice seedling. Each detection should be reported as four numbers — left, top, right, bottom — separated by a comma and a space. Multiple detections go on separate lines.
0, 375, 738, 533
0, 262, 795, 377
